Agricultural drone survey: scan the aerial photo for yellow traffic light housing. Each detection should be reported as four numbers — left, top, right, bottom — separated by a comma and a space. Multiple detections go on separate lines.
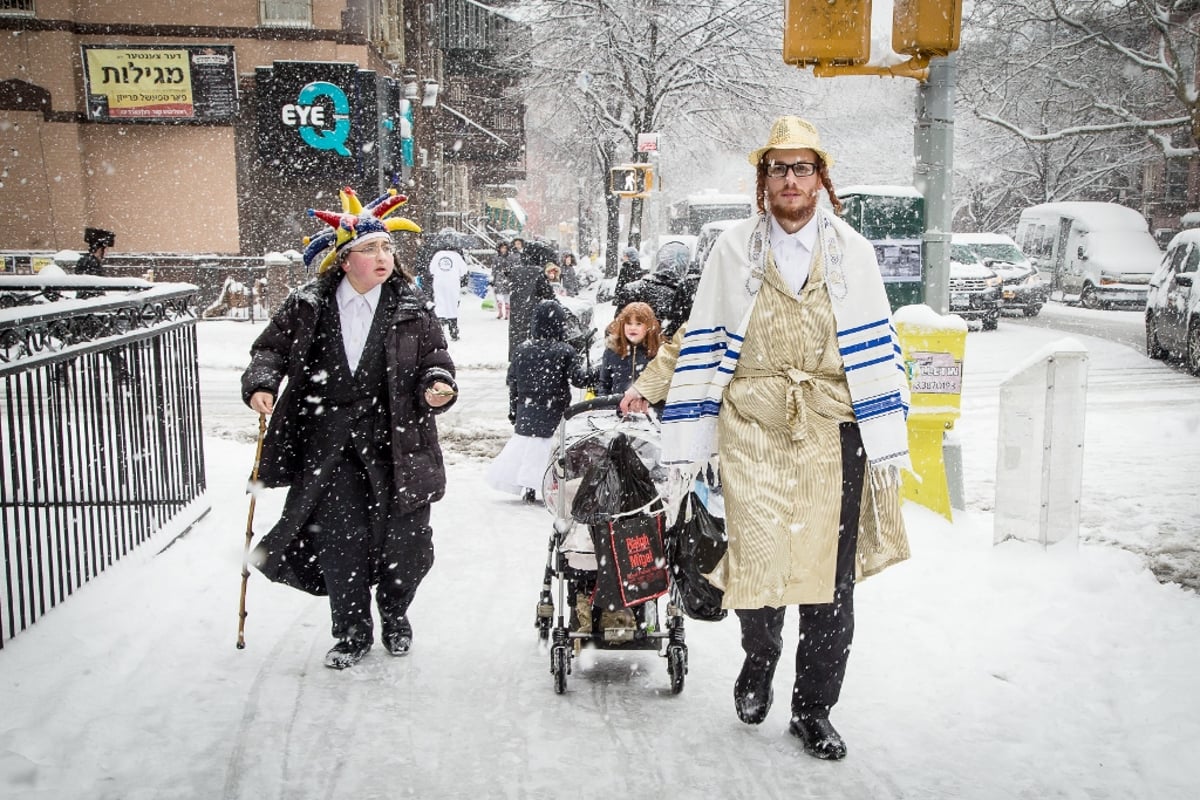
610, 164, 654, 198
783, 0, 873, 66
892, 0, 963, 57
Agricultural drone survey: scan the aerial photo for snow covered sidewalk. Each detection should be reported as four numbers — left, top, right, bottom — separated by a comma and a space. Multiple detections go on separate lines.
1, 298, 1197, 799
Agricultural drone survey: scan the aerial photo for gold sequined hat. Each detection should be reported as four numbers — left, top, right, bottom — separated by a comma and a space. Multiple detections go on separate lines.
747, 116, 834, 168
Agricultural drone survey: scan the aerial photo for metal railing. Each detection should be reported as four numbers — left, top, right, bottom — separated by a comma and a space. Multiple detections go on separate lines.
0, 279, 209, 648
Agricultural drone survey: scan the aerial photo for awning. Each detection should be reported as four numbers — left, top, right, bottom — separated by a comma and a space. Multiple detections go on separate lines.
441, 103, 509, 147
486, 197, 526, 231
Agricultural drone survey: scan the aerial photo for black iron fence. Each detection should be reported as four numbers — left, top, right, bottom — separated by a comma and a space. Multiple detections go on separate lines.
0, 278, 209, 648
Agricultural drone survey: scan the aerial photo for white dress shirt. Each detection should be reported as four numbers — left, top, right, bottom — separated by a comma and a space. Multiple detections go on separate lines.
336, 279, 382, 373
769, 214, 818, 295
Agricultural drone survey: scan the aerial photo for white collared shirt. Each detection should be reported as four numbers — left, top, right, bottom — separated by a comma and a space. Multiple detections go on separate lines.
769, 214, 818, 295
336, 278, 382, 373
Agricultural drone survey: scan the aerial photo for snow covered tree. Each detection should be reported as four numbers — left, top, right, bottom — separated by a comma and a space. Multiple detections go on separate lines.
957, 0, 1199, 228
517, 0, 805, 270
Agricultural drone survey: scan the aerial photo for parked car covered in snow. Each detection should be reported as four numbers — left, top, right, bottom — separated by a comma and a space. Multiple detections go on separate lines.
1146, 229, 1200, 373
953, 232, 1047, 317
949, 244, 1002, 330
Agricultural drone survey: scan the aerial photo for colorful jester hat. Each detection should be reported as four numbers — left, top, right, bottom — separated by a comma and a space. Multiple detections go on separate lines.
302, 187, 422, 273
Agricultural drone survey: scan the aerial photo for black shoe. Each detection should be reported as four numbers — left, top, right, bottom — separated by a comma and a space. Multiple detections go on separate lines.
733, 655, 776, 725
383, 617, 413, 657
789, 715, 847, 761
522, 488, 536, 504
324, 639, 370, 670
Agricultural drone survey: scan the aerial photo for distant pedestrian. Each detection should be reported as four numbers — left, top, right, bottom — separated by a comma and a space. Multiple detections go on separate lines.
75, 227, 114, 299
488, 299, 591, 503
506, 241, 556, 362
615, 246, 644, 297
492, 241, 518, 319
560, 252, 581, 296
614, 240, 688, 326
429, 248, 468, 341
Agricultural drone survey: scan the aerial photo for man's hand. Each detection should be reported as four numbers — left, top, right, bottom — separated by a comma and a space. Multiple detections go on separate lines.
620, 384, 648, 414
249, 391, 274, 416
425, 381, 457, 408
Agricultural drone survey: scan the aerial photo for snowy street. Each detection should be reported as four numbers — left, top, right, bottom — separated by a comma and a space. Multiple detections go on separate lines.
1, 297, 1198, 799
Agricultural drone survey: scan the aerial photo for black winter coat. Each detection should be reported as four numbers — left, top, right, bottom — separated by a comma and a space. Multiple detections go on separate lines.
665, 267, 702, 338
614, 261, 645, 297
508, 300, 591, 438
594, 342, 651, 396
506, 262, 555, 361
614, 271, 678, 328
242, 271, 457, 515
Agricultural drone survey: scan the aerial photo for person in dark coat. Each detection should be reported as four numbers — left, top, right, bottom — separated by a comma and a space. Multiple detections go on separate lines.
614, 240, 688, 327
594, 301, 662, 395
506, 240, 556, 363
492, 241, 518, 319
75, 227, 115, 299
487, 300, 591, 502
241, 186, 456, 670
559, 252, 582, 296
614, 246, 645, 298
664, 261, 703, 339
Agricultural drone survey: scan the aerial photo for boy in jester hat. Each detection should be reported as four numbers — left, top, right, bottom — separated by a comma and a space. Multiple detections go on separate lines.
241, 186, 459, 670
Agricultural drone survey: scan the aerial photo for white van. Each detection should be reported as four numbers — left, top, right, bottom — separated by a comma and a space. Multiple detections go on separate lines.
1014, 202, 1161, 308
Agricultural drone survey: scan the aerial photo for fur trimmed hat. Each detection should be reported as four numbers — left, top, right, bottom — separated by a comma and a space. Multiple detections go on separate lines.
301, 187, 421, 273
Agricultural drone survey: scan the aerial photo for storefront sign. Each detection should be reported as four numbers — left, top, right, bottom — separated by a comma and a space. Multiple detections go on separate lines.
257, 61, 378, 179
81, 45, 237, 122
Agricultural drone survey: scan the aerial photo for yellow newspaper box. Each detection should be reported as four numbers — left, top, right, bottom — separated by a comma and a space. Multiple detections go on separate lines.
895, 308, 968, 520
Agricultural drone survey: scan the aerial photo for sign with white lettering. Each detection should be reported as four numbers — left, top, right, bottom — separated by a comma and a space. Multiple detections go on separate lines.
256, 61, 377, 179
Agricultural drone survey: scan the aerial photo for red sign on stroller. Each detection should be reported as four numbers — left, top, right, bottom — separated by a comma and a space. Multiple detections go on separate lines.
596, 514, 668, 608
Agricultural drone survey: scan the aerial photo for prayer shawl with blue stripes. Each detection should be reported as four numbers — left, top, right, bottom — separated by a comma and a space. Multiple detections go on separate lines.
660, 210, 911, 475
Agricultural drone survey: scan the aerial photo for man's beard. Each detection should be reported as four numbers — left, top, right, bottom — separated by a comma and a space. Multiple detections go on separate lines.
768, 189, 817, 227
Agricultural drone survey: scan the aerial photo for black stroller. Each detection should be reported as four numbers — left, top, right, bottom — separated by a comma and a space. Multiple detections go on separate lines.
534, 395, 688, 694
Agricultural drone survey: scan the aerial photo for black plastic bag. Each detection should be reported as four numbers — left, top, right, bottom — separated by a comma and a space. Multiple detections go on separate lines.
570, 432, 659, 525
667, 492, 728, 622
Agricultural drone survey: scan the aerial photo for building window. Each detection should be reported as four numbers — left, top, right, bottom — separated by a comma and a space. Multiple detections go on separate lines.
1165, 158, 1189, 203
260, 0, 311, 28
0, 0, 35, 17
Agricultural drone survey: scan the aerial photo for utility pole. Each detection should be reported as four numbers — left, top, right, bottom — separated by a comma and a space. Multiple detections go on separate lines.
913, 54, 956, 314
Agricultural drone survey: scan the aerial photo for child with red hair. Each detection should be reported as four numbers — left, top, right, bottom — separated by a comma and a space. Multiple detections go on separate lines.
595, 301, 661, 396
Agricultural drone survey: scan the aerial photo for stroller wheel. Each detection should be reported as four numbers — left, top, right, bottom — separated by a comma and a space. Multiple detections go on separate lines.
667, 643, 687, 694
551, 644, 570, 694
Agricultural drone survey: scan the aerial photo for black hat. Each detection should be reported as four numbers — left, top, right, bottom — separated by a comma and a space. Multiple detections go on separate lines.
84, 227, 115, 250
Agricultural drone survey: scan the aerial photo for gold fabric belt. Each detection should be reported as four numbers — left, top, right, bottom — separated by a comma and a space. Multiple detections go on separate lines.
735, 365, 847, 441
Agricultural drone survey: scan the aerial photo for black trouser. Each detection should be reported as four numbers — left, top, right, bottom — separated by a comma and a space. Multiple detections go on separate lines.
734, 422, 867, 720
439, 317, 459, 339
306, 455, 435, 645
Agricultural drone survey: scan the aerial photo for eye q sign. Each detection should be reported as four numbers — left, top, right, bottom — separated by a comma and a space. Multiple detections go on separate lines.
281, 81, 352, 157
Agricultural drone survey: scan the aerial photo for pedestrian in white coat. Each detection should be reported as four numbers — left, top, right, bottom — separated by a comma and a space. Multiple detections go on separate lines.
429, 248, 469, 341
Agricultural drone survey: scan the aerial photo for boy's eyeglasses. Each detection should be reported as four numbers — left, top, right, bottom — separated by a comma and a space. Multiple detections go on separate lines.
349, 241, 394, 256
764, 161, 819, 179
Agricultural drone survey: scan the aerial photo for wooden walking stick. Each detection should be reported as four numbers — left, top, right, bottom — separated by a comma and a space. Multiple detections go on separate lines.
237, 413, 268, 649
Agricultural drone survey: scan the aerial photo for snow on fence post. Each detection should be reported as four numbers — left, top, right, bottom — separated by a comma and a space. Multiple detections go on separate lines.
993, 340, 1088, 547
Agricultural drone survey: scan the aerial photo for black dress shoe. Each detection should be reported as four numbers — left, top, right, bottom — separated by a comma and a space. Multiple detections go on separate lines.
789, 716, 847, 760
324, 639, 370, 670
383, 617, 413, 656
733, 655, 776, 725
